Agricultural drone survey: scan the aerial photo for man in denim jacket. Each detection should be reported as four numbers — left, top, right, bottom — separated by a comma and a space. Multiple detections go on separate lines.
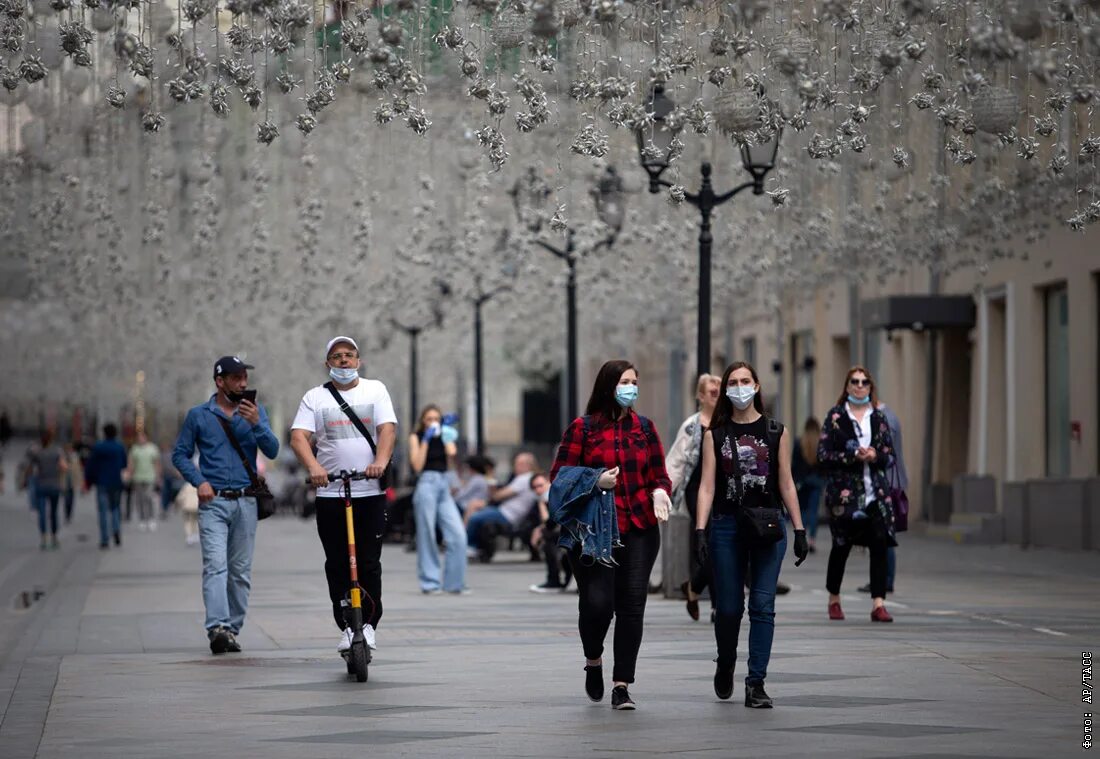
172, 356, 279, 655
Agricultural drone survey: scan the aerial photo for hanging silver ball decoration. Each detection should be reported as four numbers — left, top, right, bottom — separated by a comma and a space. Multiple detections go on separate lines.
971, 86, 1018, 134
90, 6, 117, 32
491, 7, 526, 49
141, 110, 165, 132
296, 113, 316, 134
558, 0, 583, 28
713, 87, 762, 136
62, 67, 91, 95
768, 31, 814, 76
1007, 0, 1042, 41
105, 83, 125, 108
256, 120, 279, 144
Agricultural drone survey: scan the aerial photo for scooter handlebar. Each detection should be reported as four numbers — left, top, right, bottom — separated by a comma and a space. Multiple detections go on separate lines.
304, 470, 373, 485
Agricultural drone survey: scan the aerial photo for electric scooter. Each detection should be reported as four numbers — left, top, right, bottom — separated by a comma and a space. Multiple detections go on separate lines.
309, 469, 374, 683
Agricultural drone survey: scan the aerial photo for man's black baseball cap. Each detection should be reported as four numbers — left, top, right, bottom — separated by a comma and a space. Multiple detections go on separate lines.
213, 356, 254, 378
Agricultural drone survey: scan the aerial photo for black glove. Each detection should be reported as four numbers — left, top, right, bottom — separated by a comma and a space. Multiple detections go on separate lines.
695, 529, 709, 566
793, 529, 809, 567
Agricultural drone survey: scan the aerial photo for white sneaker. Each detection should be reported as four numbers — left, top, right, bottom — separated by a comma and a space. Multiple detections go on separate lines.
138, 522, 148, 532
364, 624, 376, 650
337, 627, 353, 653
148, 520, 157, 532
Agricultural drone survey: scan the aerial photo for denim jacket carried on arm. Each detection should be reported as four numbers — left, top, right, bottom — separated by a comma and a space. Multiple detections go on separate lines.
548, 465, 621, 567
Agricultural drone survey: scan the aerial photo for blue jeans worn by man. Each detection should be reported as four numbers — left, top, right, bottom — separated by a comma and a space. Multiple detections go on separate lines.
709, 513, 787, 685
199, 496, 258, 634
412, 470, 467, 593
96, 486, 123, 547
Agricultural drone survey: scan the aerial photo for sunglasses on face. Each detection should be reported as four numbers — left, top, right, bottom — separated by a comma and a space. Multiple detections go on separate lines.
849, 378, 871, 388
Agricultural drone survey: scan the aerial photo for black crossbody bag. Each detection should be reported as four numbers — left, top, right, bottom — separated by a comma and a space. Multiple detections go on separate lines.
323, 382, 393, 489
215, 415, 277, 520
728, 417, 785, 544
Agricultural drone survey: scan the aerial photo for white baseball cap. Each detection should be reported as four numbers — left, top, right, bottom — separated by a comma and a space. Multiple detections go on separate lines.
325, 336, 359, 356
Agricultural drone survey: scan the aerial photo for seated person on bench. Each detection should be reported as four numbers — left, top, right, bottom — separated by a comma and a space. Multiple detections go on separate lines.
466, 452, 538, 557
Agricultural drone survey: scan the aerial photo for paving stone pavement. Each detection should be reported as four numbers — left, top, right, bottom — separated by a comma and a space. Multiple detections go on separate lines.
0, 472, 1096, 759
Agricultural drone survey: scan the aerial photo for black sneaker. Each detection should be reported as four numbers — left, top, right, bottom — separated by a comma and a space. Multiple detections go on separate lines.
584, 664, 604, 702
208, 626, 230, 655
745, 682, 773, 709
611, 685, 635, 710
113, 532, 121, 546
714, 663, 734, 700
775, 581, 791, 595
225, 631, 242, 653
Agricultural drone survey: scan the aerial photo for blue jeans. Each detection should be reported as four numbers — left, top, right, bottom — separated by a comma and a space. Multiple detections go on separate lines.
96, 486, 122, 545
412, 471, 467, 592
198, 496, 258, 633
36, 486, 61, 536
797, 477, 823, 539
709, 513, 787, 684
466, 507, 513, 549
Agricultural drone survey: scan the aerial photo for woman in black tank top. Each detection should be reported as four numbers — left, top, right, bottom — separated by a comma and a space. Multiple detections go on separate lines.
694, 362, 809, 709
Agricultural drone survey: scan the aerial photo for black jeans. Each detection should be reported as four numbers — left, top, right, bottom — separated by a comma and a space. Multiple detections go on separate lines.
315, 495, 386, 630
567, 524, 660, 684
826, 511, 888, 599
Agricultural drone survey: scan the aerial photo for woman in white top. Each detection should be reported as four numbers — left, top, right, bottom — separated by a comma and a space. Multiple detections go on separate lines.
816, 366, 897, 623
664, 373, 720, 621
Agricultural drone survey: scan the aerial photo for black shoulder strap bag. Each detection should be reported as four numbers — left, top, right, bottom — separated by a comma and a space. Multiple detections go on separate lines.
215, 415, 276, 520
732, 417, 785, 544
323, 382, 393, 489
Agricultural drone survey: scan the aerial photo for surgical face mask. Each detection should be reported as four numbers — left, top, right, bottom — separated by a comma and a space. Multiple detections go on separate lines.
615, 384, 639, 408
847, 394, 871, 405
726, 384, 757, 410
329, 366, 359, 384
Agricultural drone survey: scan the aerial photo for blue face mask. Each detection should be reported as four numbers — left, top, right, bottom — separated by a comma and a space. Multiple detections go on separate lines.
615, 384, 639, 408
847, 394, 871, 406
329, 366, 359, 384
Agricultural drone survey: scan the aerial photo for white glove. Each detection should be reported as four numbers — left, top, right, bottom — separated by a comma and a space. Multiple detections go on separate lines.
652, 489, 671, 522
597, 466, 619, 491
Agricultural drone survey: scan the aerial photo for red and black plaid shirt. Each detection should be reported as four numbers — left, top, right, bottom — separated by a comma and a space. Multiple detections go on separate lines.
550, 411, 672, 534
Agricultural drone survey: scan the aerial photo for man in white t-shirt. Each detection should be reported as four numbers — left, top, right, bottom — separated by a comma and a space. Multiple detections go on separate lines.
289, 336, 397, 653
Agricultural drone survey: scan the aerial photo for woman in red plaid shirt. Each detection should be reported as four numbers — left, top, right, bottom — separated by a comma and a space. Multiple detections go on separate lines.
550, 359, 672, 711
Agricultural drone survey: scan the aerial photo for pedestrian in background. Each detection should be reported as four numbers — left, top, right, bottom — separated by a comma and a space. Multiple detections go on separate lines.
665, 373, 720, 622
791, 417, 824, 554
27, 430, 67, 550
61, 441, 82, 524
128, 430, 161, 532
409, 404, 467, 594
693, 362, 809, 708
818, 366, 897, 623
550, 359, 672, 710
87, 424, 128, 549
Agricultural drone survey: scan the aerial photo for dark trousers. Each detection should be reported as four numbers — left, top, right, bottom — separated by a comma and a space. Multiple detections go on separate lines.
63, 487, 74, 522
315, 495, 386, 630
826, 540, 888, 599
36, 487, 61, 536
543, 524, 572, 588
567, 524, 660, 684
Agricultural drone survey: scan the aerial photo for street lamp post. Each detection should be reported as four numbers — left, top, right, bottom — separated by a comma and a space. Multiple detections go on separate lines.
472, 277, 511, 454
636, 85, 780, 380
510, 166, 625, 421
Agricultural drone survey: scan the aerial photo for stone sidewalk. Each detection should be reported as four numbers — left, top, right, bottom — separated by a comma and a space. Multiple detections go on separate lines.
0, 480, 1096, 758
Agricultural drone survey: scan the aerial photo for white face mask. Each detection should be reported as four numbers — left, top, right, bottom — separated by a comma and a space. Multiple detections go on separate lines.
726, 384, 757, 410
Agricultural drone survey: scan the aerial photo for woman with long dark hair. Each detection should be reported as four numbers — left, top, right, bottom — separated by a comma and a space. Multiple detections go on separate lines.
410, 404, 467, 594
695, 362, 808, 708
817, 366, 897, 622
550, 360, 672, 710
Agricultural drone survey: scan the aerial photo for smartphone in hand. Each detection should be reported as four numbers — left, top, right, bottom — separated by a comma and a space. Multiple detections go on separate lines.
241, 389, 258, 404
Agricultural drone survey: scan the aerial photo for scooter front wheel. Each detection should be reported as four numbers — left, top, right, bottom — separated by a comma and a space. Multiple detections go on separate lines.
350, 640, 369, 683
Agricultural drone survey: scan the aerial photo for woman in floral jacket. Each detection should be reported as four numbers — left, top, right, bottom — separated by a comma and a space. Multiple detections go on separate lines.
817, 365, 897, 623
